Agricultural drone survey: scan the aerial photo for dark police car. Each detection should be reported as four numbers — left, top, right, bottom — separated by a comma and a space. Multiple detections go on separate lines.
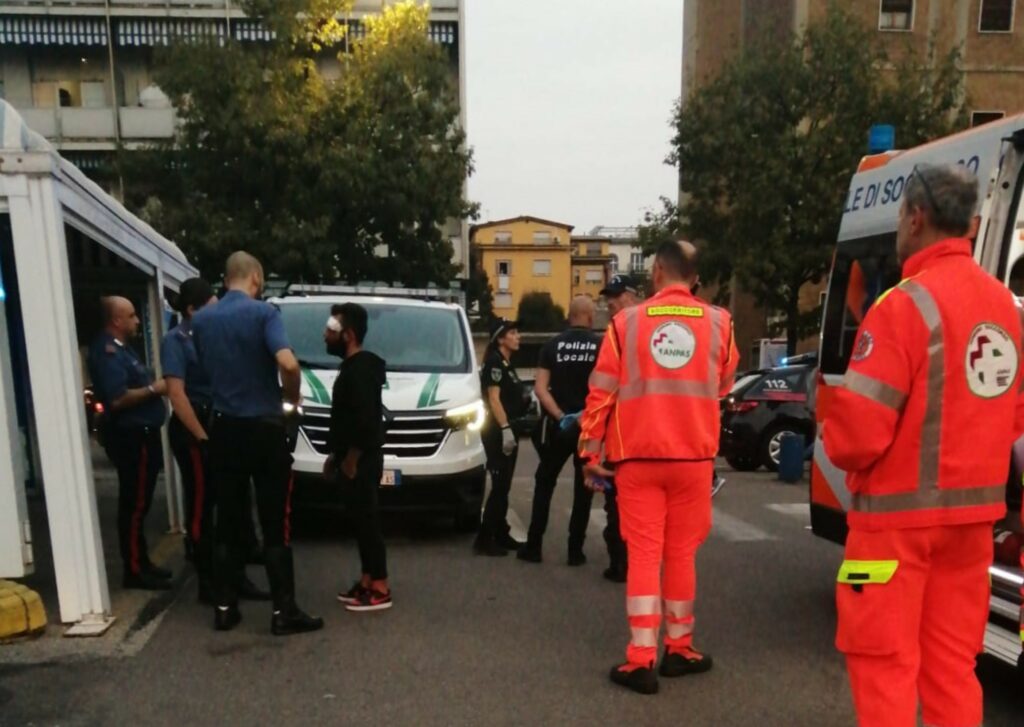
720, 357, 816, 472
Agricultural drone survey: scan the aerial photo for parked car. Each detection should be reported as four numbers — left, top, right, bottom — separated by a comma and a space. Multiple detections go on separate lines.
720, 363, 816, 472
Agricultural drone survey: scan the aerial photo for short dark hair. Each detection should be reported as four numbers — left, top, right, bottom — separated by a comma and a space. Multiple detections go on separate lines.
176, 278, 214, 315
654, 239, 699, 281
335, 302, 368, 344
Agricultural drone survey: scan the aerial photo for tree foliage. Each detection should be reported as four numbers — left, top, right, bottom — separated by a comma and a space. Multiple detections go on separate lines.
122, 0, 474, 285
642, 7, 966, 352
517, 292, 566, 333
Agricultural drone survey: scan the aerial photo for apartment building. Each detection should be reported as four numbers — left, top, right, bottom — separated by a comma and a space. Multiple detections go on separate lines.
470, 216, 575, 318
0, 0, 470, 272
569, 235, 613, 302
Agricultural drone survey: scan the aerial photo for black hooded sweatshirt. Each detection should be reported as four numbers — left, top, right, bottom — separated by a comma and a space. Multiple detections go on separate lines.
329, 350, 387, 457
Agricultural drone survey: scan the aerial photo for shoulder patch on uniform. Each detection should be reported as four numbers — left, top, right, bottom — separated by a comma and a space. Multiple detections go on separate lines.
647, 305, 704, 318
851, 331, 874, 362
490, 368, 502, 383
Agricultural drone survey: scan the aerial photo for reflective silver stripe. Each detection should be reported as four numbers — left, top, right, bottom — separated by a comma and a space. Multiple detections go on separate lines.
665, 622, 694, 640
623, 307, 640, 387
619, 378, 718, 401
664, 599, 694, 619
852, 483, 1005, 513
707, 307, 721, 391
588, 371, 619, 392
842, 370, 907, 412
580, 439, 601, 454
627, 595, 662, 615
902, 281, 943, 489
630, 627, 659, 648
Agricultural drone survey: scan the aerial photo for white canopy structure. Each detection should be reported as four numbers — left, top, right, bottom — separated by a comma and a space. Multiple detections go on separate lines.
0, 100, 196, 633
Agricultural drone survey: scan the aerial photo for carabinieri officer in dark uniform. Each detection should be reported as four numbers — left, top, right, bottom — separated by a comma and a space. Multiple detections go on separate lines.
474, 318, 530, 557
161, 278, 270, 605
192, 251, 322, 635
88, 296, 170, 591
519, 296, 601, 567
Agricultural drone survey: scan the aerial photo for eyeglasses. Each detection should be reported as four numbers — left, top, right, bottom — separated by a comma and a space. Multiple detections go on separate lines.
911, 165, 943, 220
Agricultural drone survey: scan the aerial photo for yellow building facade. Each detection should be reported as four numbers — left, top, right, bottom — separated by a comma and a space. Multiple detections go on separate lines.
471, 216, 574, 317
570, 235, 614, 301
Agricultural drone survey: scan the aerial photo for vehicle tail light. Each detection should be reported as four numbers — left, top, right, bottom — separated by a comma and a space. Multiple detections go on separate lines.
726, 400, 759, 414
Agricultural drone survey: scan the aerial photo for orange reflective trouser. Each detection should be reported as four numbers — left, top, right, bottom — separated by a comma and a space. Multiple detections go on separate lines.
616, 460, 712, 666
836, 523, 993, 727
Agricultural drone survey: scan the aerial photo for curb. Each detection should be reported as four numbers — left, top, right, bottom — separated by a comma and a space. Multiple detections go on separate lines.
0, 580, 47, 641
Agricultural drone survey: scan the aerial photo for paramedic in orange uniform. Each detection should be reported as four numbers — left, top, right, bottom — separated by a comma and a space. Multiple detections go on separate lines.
824, 163, 1024, 727
579, 239, 738, 695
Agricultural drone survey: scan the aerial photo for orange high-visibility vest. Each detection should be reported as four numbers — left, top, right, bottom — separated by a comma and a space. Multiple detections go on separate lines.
824, 239, 1024, 531
579, 284, 739, 464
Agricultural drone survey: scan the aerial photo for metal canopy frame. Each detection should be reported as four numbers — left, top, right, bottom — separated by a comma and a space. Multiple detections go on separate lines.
0, 100, 196, 631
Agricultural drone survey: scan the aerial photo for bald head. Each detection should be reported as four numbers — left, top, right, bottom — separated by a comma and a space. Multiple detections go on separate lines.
568, 295, 595, 328
225, 251, 265, 298
653, 238, 700, 293
101, 296, 140, 340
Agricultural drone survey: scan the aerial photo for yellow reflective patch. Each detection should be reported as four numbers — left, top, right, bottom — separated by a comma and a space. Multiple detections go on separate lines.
836, 559, 899, 585
874, 275, 922, 308
647, 306, 704, 318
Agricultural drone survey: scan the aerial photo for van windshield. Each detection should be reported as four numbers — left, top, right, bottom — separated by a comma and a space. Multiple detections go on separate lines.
276, 301, 471, 374
820, 234, 901, 375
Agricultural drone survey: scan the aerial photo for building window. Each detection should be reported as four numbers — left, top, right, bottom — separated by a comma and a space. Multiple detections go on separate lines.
496, 260, 512, 276
630, 251, 645, 272
494, 292, 513, 309
879, 0, 914, 31
573, 271, 581, 285
971, 110, 1006, 127
533, 231, 553, 245
585, 270, 604, 283
533, 259, 552, 276
586, 243, 603, 256
609, 257, 619, 274
980, 0, 1015, 32
495, 231, 512, 244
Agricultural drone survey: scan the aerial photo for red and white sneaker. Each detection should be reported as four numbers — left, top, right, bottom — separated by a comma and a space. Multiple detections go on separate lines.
336, 581, 368, 606
344, 588, 393, 612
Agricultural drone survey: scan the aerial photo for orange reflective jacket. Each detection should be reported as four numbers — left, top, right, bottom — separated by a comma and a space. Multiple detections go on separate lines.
579, 284, 739, 464
824, 239, 1024, 531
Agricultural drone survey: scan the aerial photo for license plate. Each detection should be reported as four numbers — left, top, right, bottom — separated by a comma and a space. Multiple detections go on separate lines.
380, 469, 401, 487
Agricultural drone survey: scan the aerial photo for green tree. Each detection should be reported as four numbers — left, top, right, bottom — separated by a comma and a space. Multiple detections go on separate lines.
516, 292, 566, 333
122, 0, 474, 285
645, 6, 966, 353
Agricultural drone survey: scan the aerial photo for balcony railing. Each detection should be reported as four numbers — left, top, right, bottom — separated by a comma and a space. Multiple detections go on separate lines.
15, 106, 176, 141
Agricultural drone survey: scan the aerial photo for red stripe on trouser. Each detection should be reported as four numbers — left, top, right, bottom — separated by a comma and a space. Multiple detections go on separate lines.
616, 460, 712, 666
284, 471, 295, 546
189, 443, 205, 542
130, 443, 149, 575
836, 523, 992, 727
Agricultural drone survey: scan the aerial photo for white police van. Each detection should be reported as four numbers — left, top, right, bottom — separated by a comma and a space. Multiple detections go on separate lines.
271, 285, 487, 529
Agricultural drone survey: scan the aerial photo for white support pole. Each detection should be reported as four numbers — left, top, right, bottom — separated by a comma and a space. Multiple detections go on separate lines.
0, 293, 32, 578
7, 168, 113, 630
147, 268, 183, 534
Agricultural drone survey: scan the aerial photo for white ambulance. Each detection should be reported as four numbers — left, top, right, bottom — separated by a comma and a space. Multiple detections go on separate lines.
271, 285, 487, 529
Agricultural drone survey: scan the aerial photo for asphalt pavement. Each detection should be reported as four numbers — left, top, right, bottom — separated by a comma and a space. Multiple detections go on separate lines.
1, 448, 1021, 726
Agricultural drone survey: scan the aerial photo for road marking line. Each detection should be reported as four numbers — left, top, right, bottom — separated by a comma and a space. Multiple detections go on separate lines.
507, 509, 528, 541
766, 503, 811, 519
711, 508, 777, 542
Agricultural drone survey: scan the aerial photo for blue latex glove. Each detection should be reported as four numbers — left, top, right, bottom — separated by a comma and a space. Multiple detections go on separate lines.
559, 411, 581, 431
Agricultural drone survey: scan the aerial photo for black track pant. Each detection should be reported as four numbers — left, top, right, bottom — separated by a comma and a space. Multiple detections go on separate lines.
480, 426, 517, 540
526, 422, 593, 553
339, 452, 388, 580
104, 426, 163, 577
208, 414, 293, 605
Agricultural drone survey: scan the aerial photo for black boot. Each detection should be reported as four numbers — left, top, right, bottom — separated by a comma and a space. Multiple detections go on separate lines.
609, 663, 659, 695
516, 542, 543, 563
497, 531, 524, 551
214, 604, 242, 631
213, 543, 240, 608
603, 562, 627, 583
265, 546, 324, 636
568, 547, 587, 567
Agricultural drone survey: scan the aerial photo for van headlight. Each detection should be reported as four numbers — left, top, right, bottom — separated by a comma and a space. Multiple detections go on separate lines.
445, 400, 486, 432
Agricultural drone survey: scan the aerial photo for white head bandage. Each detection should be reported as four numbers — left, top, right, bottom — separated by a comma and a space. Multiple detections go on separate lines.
325, 316, 343, 333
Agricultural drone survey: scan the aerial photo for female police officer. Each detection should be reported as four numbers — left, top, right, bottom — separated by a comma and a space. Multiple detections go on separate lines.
474, 318, 530, 557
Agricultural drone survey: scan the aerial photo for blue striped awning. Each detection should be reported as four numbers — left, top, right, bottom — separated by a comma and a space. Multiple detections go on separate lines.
116, 18, 229, 47
0, 17, 108, 46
